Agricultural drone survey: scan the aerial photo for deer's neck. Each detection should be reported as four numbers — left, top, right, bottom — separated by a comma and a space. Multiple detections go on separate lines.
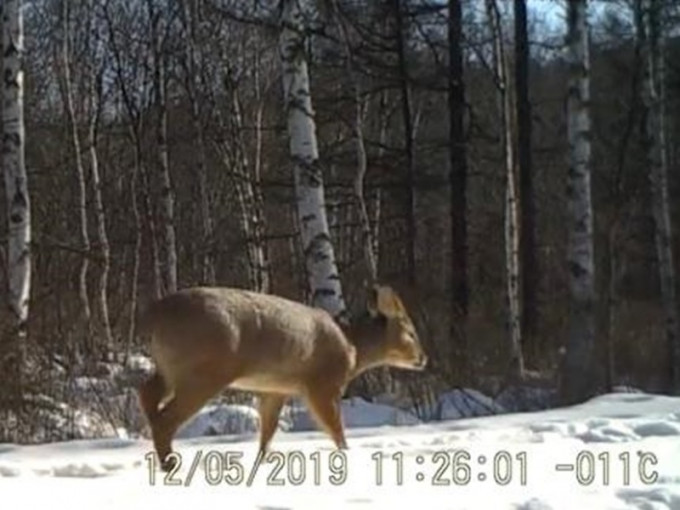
342, 315, 389, 378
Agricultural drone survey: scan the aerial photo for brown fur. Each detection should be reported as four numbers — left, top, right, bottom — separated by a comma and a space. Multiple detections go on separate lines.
137, 286, 426, 471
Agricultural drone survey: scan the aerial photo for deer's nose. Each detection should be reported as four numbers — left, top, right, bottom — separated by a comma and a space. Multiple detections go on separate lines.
417, 353, 428, 369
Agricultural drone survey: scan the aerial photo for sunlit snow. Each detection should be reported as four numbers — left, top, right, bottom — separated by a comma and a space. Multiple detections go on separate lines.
1, 391, 679, 510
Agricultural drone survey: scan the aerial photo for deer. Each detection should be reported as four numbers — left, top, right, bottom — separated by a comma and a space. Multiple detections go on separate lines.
137, 285, 427, 472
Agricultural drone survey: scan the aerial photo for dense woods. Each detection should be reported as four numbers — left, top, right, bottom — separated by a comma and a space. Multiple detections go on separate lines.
1, 0, 680, 441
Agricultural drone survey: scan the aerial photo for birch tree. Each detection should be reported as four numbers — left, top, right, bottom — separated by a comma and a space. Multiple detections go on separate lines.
251, 40, 271, 292
279, 0, 346, 318
2, 0, 31, 369
637, 0, 679, 390
57, 0, 91, 348
487, 0, 524, 379
561, 0, 596, 404
86, 3, 113, 349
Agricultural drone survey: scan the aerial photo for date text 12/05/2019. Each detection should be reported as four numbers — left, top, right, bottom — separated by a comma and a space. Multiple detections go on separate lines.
145, 448, 660, 488
145, 450, 349, 487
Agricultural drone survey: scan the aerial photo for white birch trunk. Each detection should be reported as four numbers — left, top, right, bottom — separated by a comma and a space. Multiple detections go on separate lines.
562, 0, 596, 403
279, 0, 346, 318
83, 0, 113, 350
233, 90, 270, 293
59, 0, 91, 344
127, 150, 142, 348
87, 69, 113, 348
2, 0, 31, 337
487, 0, 524, 378
372, 90, 389, 262
252, 44, 270, 292
639, 0, 680, 389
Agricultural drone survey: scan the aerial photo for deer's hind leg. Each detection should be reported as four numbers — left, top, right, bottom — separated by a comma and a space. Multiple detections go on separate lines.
149, 374, 228, 472
138, 372, 166, 424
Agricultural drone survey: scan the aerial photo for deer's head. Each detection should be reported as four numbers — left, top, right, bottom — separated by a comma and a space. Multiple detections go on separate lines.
366, 285, 427, 371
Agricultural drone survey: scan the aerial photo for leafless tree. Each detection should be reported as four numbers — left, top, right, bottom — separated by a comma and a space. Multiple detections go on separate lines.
561, 0, 597, 404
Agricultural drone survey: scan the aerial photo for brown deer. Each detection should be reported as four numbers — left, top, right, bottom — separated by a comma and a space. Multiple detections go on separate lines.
137, 285, 427, 471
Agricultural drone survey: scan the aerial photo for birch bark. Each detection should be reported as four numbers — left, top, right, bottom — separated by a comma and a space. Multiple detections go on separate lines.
58, 0, 91, 347
2, 0, 31, 342
279, 0, 346, 318
487, 0, 524, 379
87, 66, 113, 349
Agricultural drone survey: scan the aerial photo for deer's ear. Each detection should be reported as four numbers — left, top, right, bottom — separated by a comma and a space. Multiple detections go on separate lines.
375, 285, 407, 317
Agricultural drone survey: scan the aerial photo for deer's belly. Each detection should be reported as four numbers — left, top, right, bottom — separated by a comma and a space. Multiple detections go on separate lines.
229, 373, 303, 395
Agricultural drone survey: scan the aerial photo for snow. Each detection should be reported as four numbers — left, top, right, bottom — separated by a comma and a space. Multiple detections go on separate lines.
289, 396, 421, 431
176, 397, 422, 439
177, 404, 279, 438
1, 390, 679, 509
435, 388, 506, 419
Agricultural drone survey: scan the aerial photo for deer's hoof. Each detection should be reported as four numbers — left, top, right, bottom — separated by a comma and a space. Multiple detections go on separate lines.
160, 454, 177, 473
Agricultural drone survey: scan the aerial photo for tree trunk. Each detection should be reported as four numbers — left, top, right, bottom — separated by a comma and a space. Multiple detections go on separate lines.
215, 75, 270, 294
561, 0, 597, 404
139, 155, 162, 301
372, 90, 388, 264
87, 67, 113, 350
448, 0, 468, 314
1, 0, 31, 388
638, 0, 680, 391
103, 0, 161, 301
180, 0, 215, 285
448, 0, 469, 379
192, 114, 215, 285
59, 0, 91, 351
127, 150, 142, 349
514, 0, 539, 360
334, 1, 377, 284
252, 45, 270, 291
279, 0, 346, 319
487, 0, 524, 380
392, 0, 417, 286
150, 0, 177, 295
600, 224, 616, 390
233, 88, 270, 293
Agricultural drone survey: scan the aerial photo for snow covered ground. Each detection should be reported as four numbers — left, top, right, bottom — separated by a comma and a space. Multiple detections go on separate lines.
1, 391, 679, 509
